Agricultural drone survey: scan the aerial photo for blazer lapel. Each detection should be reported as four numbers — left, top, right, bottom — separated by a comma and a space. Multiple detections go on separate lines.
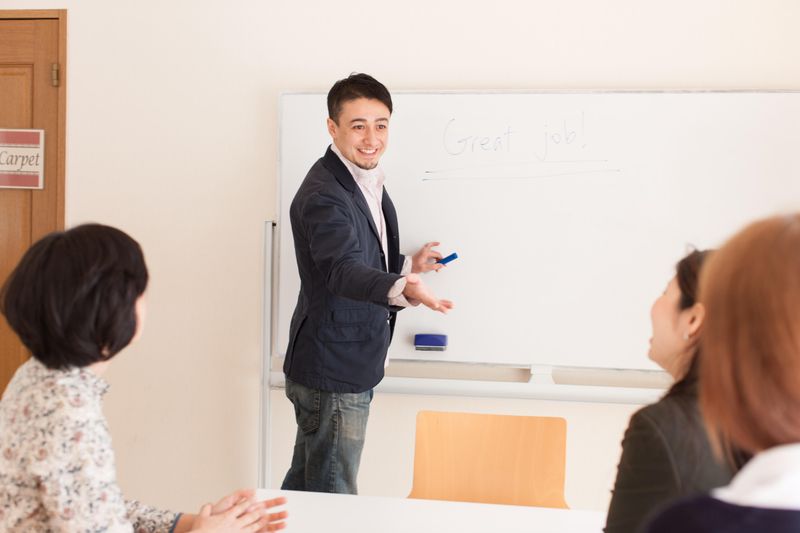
382, 188, 400, 274
322, 146, 382, 244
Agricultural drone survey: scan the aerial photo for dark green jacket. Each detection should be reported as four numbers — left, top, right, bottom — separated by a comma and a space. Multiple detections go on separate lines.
604, 383, 734, 533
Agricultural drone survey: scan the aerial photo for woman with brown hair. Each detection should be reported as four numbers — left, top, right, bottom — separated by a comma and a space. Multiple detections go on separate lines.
646, 213, 800, 532
604, 250, 736, 533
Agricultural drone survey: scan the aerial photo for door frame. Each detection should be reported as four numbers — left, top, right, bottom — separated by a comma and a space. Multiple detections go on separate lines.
0, 9, 67, 227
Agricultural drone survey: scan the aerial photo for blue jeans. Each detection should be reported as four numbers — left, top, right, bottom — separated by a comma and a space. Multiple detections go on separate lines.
281, 377, 373, 494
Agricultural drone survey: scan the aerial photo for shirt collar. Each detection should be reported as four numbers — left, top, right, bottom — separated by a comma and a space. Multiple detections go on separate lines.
29, 357, 111, 397
330, 143, 386, 190
713, 443, 800, 510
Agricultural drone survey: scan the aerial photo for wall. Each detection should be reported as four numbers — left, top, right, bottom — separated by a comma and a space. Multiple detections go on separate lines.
269, 389, 642, 509
3, 0, 799, 513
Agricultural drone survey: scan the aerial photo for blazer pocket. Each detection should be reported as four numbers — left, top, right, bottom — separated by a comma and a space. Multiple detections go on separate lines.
317, 307, 373, 342
317, 324, 369, 343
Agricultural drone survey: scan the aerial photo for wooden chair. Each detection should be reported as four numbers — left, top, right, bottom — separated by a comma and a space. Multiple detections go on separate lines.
408, 411, 568, 508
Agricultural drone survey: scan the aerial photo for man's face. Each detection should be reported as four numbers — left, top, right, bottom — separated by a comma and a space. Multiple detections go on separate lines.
327, 97, 390, 170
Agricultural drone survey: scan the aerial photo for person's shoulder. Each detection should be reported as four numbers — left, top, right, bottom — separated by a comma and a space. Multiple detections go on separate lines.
0, 363, 102, 458
622, 396, 699, 457
16, 365, 102, 423
617, 402, 674, 465
646, 496, 800, 533
627, 400, 671, 433
644, 495, 728, 532
295, 154, 347, 199
633, 390, 699, 434
296, 156, 330, 189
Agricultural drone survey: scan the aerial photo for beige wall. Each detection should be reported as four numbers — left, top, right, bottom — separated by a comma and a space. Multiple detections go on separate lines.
270, 389, 642, 510
4, 0, 800, 514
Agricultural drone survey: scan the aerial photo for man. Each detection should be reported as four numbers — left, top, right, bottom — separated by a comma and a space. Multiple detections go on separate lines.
282, 73, 453, 494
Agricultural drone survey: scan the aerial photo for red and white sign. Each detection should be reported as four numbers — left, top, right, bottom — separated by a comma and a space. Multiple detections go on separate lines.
0, 129, 45, 189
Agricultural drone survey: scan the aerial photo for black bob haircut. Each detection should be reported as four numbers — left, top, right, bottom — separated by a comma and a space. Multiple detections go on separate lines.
0, 223, 148, 369
327, 73, 393, 124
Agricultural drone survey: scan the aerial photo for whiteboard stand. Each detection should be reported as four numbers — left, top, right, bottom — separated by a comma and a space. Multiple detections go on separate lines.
258, 221, 275, 488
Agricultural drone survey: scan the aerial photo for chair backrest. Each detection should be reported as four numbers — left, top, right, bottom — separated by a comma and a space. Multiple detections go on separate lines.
408, 410, 568, 508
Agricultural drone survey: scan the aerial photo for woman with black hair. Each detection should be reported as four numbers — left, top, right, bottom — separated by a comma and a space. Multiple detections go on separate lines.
647, 214, 800, 532
604, 250, 738, 533
0, 224, 287, 532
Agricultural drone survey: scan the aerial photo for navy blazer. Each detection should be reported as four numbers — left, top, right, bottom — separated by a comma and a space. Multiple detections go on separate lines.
283, 147, 405, 393
646, 496, 800, 533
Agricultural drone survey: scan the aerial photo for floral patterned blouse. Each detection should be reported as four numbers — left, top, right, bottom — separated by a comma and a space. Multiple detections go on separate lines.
0, 358, 179, 532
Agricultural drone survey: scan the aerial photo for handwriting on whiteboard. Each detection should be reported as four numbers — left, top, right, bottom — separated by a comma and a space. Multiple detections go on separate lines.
426, 112, 621, 181
442, 113, 588, 159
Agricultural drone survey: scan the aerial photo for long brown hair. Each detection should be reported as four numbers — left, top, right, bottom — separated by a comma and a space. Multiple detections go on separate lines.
700, 213, 800, 454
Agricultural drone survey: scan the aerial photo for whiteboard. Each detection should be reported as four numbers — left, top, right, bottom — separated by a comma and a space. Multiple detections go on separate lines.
277, 92, 800, 371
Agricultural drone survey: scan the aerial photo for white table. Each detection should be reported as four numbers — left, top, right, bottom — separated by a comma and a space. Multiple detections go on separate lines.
257, 489, 605, 533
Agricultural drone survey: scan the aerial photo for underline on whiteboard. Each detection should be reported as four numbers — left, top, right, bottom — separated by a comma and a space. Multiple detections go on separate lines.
423, 159, 610, 175
421, 169, 622, 182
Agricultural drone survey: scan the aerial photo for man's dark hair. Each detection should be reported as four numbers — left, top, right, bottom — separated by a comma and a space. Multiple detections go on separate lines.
0, 223, 149, 369
327, 73, 393, 124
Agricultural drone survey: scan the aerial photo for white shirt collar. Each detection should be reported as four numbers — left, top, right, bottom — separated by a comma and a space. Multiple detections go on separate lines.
330, 143, 386, 190
713, 443, 800, 510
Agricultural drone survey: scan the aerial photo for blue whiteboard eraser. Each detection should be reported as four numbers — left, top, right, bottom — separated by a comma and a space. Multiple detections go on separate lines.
414, 334, 448, 351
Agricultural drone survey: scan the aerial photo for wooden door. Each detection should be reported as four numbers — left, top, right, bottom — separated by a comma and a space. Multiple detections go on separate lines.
0, 11, 66, 394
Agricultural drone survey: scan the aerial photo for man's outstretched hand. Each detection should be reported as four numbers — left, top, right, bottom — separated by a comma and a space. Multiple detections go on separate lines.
402, 273, 454, 314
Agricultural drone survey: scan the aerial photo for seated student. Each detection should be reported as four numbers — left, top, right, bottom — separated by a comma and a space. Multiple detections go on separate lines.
0, 224, 287, 532
646, 214, 800, 533
604, 250, 736, 533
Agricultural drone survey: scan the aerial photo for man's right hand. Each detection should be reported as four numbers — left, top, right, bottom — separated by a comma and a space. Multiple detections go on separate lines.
402, 273, 454, 314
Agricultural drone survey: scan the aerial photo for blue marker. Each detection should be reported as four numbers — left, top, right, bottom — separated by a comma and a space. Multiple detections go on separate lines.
437, 252, 458, 265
